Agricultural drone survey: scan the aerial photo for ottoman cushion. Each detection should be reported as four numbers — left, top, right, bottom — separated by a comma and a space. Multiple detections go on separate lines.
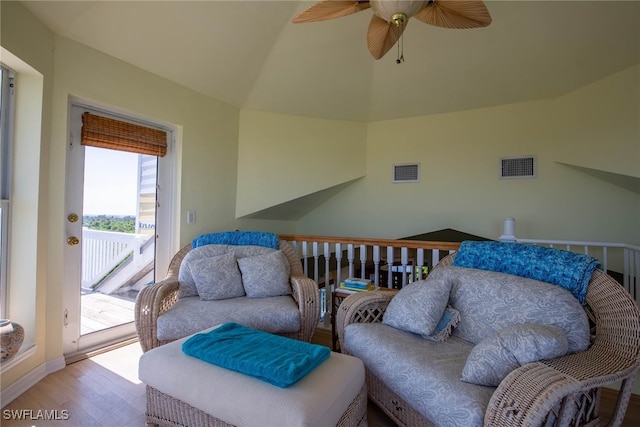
139, 327, 365, 427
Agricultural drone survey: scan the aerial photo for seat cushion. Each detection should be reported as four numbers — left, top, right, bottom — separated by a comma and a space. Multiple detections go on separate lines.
428, 266, 590, 353
140, 327, 365, 427
156, 295, 300, 341
345, 322, 494, 427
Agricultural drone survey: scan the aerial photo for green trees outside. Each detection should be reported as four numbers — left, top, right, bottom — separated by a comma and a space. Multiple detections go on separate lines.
83, 215, 135, 233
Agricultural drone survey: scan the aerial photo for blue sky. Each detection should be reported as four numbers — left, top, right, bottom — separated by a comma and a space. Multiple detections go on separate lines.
83, 147, 138, 216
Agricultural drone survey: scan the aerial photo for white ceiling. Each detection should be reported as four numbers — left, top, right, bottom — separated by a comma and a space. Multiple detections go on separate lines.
21, 1, 640, 122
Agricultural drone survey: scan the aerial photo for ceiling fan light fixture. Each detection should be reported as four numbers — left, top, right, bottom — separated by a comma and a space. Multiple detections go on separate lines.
370, 0, 427, 23
292, 0, 492, 60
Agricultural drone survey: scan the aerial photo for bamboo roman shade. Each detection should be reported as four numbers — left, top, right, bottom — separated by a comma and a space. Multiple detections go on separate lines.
81, 112, 167, 157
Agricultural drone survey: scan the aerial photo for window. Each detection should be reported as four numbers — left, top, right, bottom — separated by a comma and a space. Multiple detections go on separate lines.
0, 65, 15, 319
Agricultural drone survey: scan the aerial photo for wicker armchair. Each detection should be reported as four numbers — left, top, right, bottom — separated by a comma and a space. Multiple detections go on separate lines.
135, 240, 319, 352
337, 253, 640, 427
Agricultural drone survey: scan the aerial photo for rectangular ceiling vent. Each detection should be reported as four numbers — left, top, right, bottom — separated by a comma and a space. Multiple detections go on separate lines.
500, 156, 536, 179
393, 163, 420, 183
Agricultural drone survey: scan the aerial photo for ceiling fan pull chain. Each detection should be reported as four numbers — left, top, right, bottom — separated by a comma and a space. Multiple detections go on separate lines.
397, 20, 405, 64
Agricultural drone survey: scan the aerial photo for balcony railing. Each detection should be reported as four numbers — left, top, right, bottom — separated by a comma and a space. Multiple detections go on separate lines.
280, 234, 640, 326
81, 228, 152, 292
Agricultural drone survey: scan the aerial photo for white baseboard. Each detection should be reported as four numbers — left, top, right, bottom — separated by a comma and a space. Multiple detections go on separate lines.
0, 354, 65, 408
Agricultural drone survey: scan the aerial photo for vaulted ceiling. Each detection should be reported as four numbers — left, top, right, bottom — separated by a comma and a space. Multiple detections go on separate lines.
21, 1, 640, 122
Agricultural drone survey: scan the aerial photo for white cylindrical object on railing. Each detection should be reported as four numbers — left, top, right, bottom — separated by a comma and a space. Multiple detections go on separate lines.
500, 217, 517, 242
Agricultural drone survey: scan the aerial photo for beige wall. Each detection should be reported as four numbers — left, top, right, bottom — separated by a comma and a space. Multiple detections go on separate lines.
552, 65, 640, 178
0, 1, 295, 391
298, 66, 640, 245
0, 0, 54, 389
1, 0, 639, 396
237, 110, 367, 218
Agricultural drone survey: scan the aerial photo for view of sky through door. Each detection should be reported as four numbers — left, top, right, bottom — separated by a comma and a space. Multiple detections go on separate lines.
80, 146, 157, 336
84, 147, 138, 215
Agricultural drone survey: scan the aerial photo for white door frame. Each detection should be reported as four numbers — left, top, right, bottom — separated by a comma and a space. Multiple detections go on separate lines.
63, 99, 177, 356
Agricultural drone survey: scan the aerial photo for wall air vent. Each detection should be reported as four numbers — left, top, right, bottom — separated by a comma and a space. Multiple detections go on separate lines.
393, 163, 420, 183
500, 156, 536, 179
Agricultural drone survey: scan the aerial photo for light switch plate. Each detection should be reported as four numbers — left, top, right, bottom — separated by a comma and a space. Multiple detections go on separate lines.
187, 210, 196, 224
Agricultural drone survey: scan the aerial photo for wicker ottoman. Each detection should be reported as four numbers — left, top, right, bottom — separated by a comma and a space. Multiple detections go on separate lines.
138, 328, 367, 427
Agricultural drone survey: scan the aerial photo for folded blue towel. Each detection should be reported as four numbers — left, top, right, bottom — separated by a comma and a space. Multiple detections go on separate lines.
192, 231, 279, 250
182, 322, 330, 388
452, 241, 601, 305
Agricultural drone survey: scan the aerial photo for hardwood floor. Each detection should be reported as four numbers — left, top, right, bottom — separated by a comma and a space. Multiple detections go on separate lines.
2, 333, 639, 426
2, 343, 146, 426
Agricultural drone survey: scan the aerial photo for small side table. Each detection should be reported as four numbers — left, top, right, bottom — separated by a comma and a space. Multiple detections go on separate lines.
331, 289, 354, 351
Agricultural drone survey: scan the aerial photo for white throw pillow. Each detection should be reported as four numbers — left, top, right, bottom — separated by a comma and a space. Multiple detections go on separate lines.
461, 323, 569, 386
191, 253, 245, 301
382, 278, 451, 338
238, 250, 291, 298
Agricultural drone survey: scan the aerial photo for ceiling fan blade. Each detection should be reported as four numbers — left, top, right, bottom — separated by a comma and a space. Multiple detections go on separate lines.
292, 0, 371, 23
367, 14, 407, 60
414, 0, 492, 29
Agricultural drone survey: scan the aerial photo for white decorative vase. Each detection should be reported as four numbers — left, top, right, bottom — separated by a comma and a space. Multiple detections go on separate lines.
1, 319, 25, 363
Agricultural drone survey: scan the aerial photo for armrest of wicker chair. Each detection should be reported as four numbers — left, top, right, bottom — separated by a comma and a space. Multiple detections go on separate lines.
135, 244, 191, 352
486, 266, 640, 426
336, 290, 397, 354
135, 279, 180, 352
484, 361, 583, 425
290, 274, 320, 342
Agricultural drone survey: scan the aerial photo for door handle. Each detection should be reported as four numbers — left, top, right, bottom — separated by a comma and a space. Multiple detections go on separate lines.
67, 236, 80, 246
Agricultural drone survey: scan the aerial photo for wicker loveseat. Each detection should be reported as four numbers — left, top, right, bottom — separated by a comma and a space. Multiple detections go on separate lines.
135, 238, 320, 352
337, 251, 640, 427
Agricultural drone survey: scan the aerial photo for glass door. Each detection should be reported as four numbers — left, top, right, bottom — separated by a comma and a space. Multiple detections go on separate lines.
63, 104, 167, 356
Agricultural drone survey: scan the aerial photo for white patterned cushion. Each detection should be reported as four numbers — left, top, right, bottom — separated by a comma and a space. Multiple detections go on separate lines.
428, 266, 590, 353
238, 250, 291, 298
461, 323, 569, 386
382, 279, 451, 338
345, 322, 491, 426
178, 245, 277, 298
156, 295, 300, 341
190, 253, 244, 301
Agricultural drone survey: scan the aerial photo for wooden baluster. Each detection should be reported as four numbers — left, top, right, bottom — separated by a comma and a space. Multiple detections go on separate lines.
401, 247, 408, 286
302, 241, 309, 277
324, 242, 332, 326
417, 248, 425, 281
348, 244, 355, 278
313, 242, 320, 286
387, 246, 394, 288
373, 246, 380, 287
335, 243, 343, 287
360, 244, 367, 279
432, 249, 440, 269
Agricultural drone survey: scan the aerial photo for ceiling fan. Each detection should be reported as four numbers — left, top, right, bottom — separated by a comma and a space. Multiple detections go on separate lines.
292, 0, 492, 62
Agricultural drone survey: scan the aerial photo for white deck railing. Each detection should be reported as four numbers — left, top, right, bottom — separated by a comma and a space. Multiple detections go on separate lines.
281, 234, 640, 325
81, 228, 150, 290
